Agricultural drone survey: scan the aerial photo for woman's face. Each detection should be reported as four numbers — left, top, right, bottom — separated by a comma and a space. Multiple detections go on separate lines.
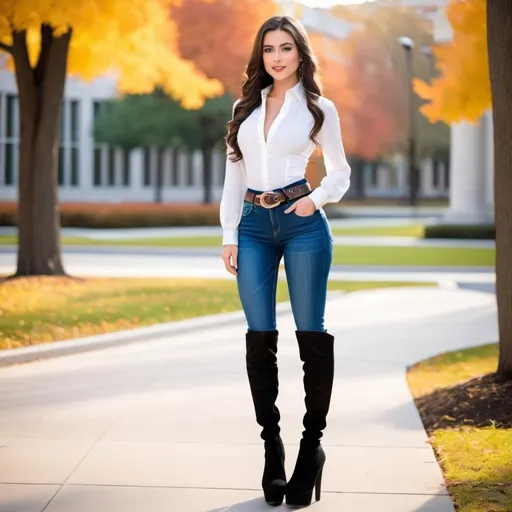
262, 29, 301, 83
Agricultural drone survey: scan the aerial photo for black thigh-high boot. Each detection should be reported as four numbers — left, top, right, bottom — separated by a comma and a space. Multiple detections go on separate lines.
246, 330, 286, 506
285, 330, 335, 508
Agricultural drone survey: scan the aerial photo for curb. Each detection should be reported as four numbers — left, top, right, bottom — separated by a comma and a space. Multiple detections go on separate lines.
0, 291, 346, 368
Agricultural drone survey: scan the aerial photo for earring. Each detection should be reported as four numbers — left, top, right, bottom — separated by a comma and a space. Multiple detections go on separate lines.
299, 61, 304, 81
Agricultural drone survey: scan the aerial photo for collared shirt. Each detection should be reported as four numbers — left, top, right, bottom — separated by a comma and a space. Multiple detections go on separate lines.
220, 81, 351, 246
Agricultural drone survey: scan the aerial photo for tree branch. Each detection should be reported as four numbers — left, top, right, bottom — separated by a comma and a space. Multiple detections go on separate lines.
35, 24, 54, 85
0, 42, 13, 54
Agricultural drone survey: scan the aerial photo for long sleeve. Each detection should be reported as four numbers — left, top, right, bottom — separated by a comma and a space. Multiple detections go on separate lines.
219, 152, 246, 245
219, 100, 246, 246
308, 99, 351, 209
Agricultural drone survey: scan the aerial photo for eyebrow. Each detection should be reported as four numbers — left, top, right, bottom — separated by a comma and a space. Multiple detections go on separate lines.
262, 43, 293, 48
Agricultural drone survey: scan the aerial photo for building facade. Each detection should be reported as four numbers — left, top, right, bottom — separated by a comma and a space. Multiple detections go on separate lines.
0, 1, 457, 205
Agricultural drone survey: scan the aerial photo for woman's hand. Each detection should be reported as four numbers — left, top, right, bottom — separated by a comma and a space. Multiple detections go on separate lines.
222, 245, 238, 276
284, 196, 316, 216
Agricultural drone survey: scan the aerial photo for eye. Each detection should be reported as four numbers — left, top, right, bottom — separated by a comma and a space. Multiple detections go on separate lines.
283, 46, 292, 52
263, 48, 273, 53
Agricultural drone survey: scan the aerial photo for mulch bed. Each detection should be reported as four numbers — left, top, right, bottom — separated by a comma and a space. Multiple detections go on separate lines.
414, 372, 512, 434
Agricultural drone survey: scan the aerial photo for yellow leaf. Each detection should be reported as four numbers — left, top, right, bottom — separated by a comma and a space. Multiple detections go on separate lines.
413, 0, 490, 123
0, 0, 223, 107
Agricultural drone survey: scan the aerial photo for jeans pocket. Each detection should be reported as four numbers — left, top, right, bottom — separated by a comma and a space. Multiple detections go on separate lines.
293, 210, 315, 218
242, 200, 254, 217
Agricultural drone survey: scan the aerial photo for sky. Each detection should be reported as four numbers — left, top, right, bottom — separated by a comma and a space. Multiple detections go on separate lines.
296, 0, 374, 6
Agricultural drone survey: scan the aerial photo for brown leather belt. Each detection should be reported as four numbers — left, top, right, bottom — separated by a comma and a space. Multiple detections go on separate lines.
245, 182, 312, 209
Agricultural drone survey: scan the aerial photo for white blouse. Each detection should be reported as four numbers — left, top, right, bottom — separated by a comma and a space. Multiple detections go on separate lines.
220, 81, 351, 246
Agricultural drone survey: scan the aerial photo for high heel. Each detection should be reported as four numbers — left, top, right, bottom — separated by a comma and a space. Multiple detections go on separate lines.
285, 330, 334, 508
315, 467, 323, 502
262, 435, 286, 506
285, 440, 325, 507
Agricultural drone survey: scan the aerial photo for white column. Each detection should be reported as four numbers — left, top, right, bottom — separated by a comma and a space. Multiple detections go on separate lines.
444, 117, 492, 223
395, 153, 408, 197
78, 96, 94, 195
421, 157, 434, 196
178, 150, 188, 187
130, 149, 143, 191
192, 149, 203, 187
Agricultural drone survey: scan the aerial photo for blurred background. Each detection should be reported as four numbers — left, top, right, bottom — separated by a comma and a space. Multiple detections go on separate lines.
0, 0, 492, 227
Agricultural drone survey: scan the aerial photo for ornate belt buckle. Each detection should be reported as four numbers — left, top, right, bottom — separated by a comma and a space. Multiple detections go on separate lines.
259, 191, 281, 209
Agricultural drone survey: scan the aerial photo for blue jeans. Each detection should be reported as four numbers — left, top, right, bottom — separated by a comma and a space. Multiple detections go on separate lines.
237, 180, 333, 332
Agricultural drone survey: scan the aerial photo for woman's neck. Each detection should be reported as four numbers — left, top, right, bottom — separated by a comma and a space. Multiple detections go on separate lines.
268, 77, 300, 100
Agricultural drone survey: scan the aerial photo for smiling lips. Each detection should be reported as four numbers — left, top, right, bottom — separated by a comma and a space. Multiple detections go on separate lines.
272, 66, 286, 72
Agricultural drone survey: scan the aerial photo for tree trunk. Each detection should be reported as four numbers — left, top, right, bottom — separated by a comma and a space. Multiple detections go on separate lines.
352, 157, 366, 200
487, 0, 512, 378
202, 145, 213, 204
11, 26, 71, 276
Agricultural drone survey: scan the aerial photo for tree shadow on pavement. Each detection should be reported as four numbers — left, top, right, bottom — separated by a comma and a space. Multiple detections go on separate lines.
206, 497, 281, 511
413, 493, 455, 512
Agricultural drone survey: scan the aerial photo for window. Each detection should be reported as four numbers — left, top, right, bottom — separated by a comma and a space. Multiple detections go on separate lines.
143, 148, 151, 186
171, 149, 179, 186
122, 149, 131, 186
187, 152, 194, 186
57, 99, 80, 187
58, 146, 65, 186
6, 95, 17, 138
4, 142, 14, 185
92, 101, 107, 187
432, 160, 440, 189
71, 147, 79, 186
108, 147, 115, 186
1, 94, 19, 186
0, 94, 81, 187
93, 147, 102, 186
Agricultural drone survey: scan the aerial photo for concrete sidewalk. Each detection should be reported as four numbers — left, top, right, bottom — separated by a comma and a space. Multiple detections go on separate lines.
0, 286, 497, 511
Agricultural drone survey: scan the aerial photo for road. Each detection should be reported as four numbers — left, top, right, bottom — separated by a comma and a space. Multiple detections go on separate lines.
0, 246, 495, 292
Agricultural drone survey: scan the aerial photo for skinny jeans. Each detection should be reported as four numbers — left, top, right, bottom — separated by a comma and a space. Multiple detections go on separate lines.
236, 179, 334, 332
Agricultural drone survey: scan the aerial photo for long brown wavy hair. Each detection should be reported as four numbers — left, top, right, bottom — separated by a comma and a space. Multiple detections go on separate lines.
226, 16, 325, 162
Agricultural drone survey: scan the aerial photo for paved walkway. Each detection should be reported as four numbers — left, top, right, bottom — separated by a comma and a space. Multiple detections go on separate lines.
0, 286, 498, 511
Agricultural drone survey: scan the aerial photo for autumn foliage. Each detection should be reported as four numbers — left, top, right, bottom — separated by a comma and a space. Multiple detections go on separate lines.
172, 0, 277, 96
0, 0, 223, 107
320, 30, 399, 160
313, 6, 439, 161
413, 0, 490, 123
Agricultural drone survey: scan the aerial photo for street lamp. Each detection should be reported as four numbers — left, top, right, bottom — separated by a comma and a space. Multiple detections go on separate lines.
398, 36, 418, 208
421, 45, 435, 76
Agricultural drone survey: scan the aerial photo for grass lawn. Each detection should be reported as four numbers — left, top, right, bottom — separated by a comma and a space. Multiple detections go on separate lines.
0, 277, 433, 350
330, 245, 494, 267
0, 234, 223, 247
331, 225, 425, 237
0, 235, 495, 267
407, 344, 512, 512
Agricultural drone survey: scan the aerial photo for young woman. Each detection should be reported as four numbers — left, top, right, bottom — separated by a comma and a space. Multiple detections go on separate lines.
220, 15, 351, 508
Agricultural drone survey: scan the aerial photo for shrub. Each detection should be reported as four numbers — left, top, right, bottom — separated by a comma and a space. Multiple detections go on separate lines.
424, 224, 495, 240
0, 202, 221, 228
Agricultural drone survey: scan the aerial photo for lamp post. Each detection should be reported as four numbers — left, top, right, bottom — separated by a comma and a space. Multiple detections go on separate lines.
398, 36, 418, 208
421, 45, 435, 77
